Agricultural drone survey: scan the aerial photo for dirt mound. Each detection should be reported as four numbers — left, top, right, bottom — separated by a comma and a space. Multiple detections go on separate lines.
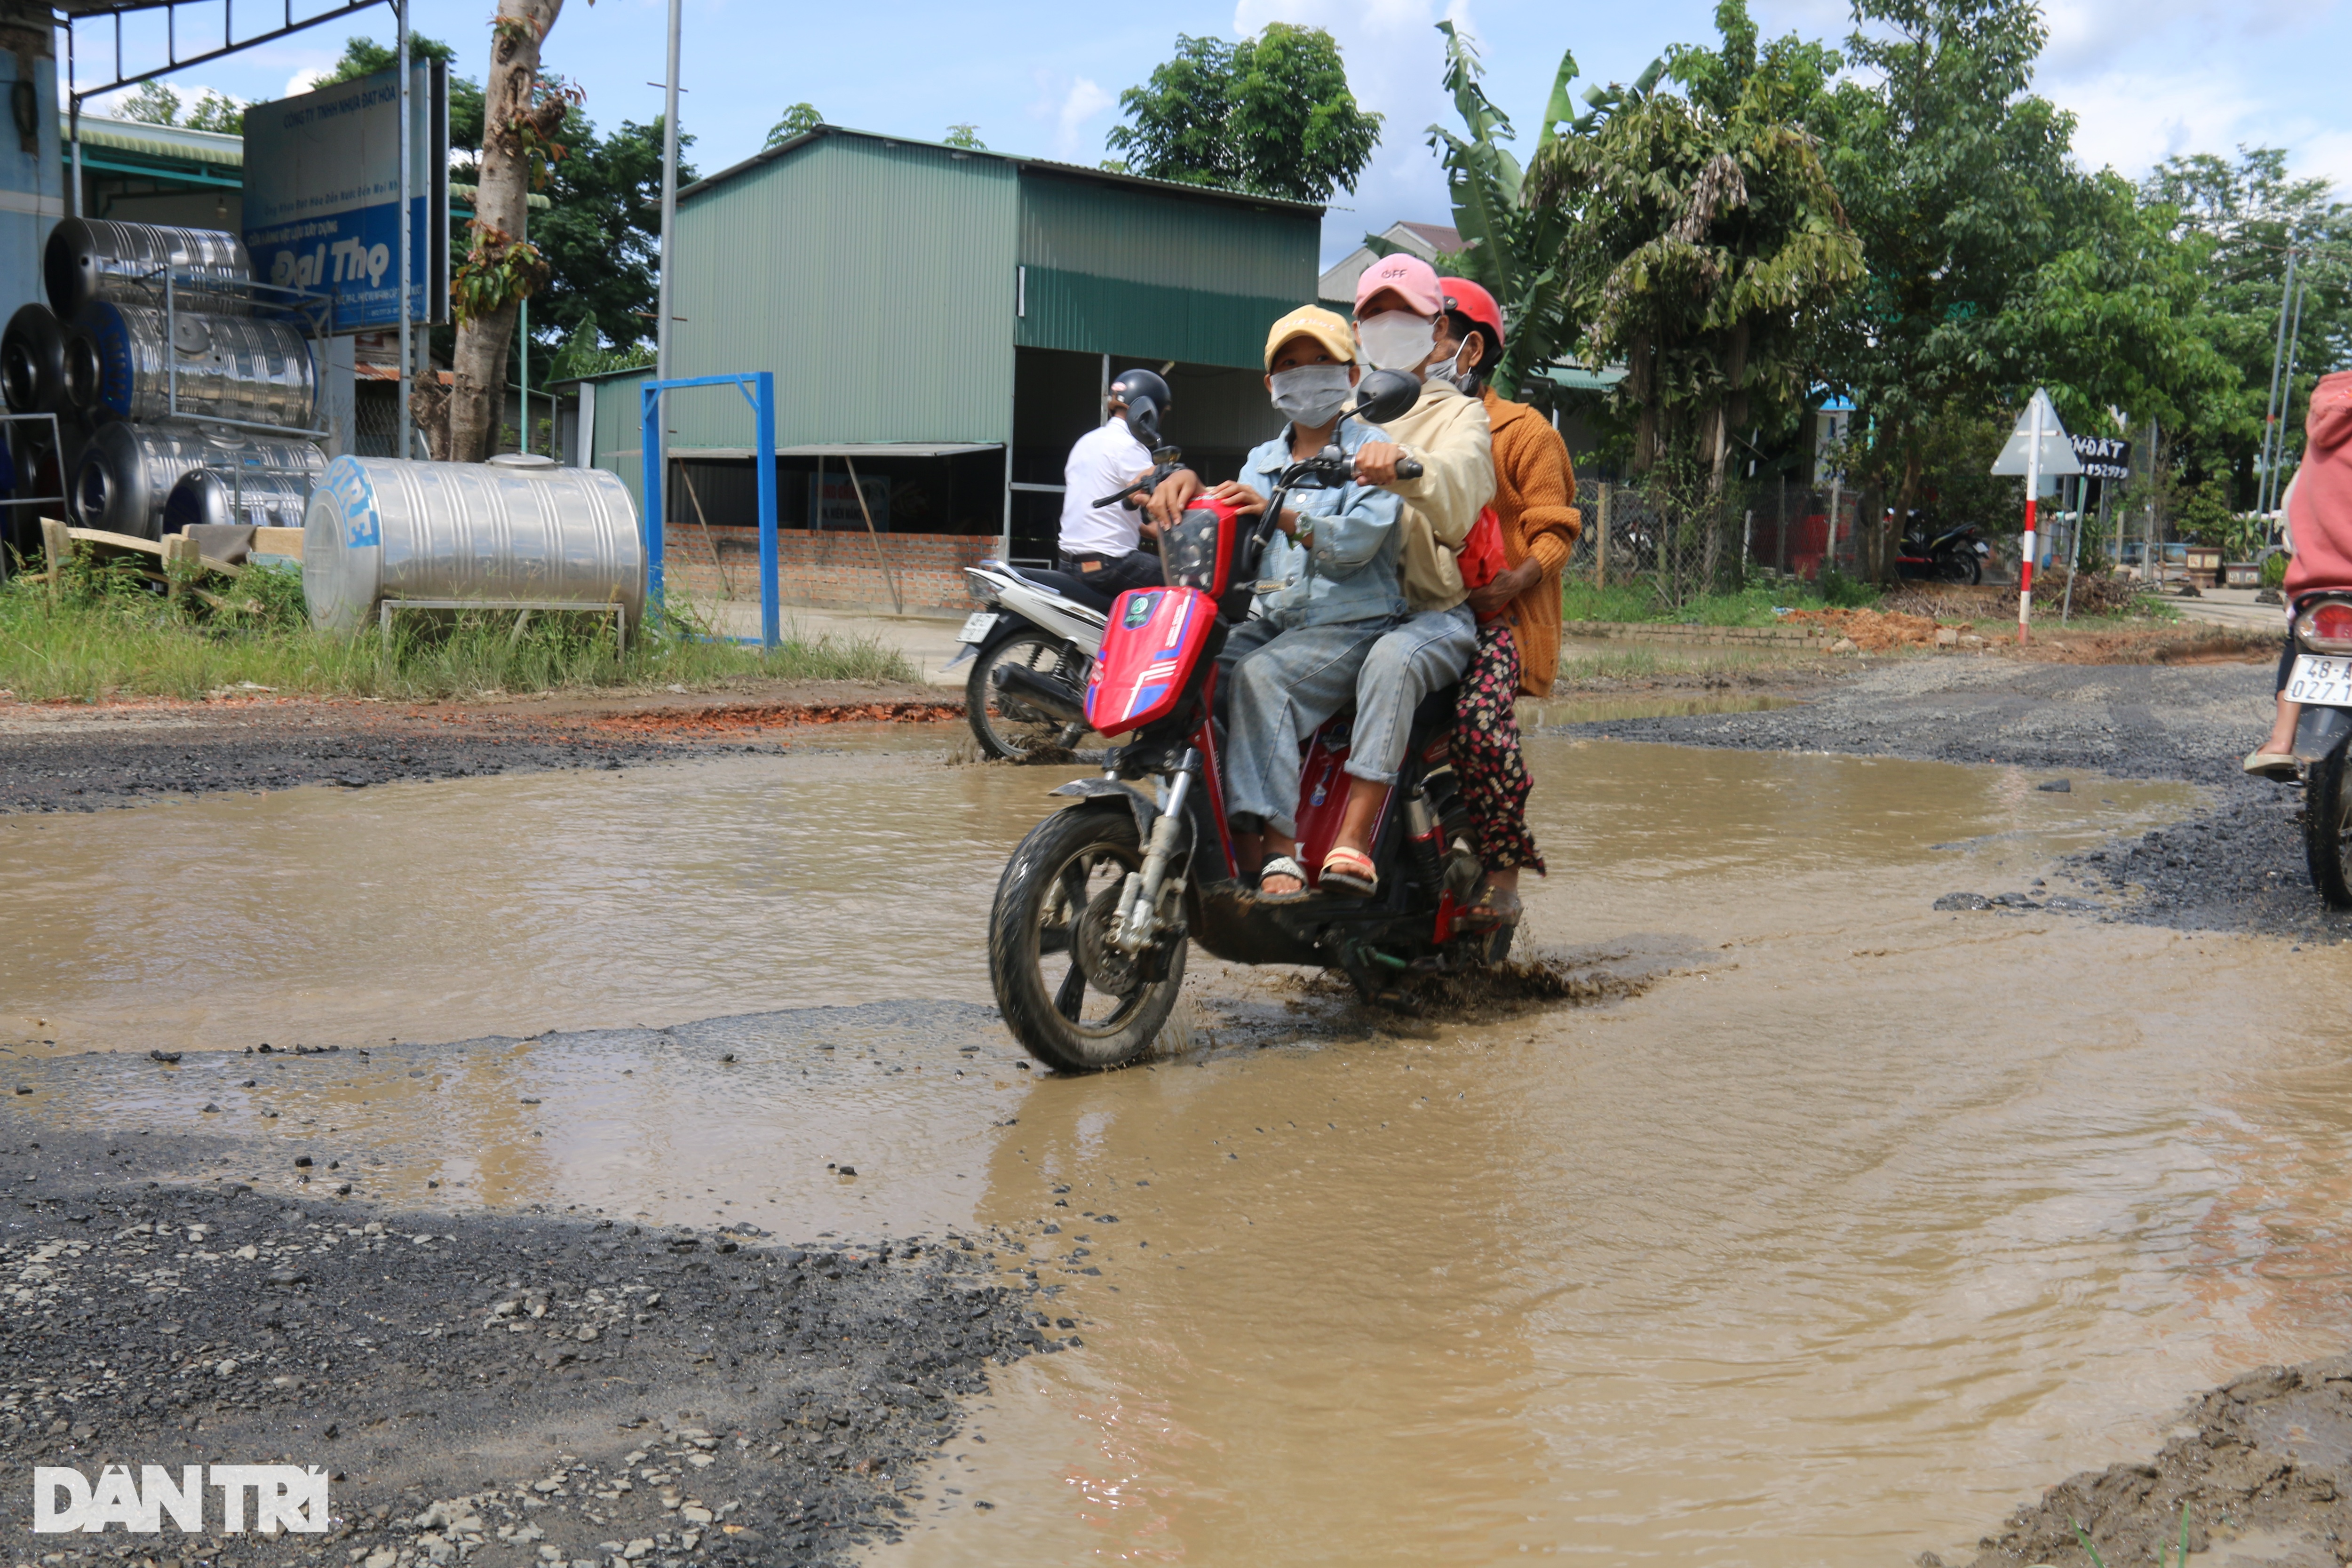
1947, 1356, 2352, 1568
1879, 584, 2018, 621
586, 699, 961, 736
1785, 606, 1949, 651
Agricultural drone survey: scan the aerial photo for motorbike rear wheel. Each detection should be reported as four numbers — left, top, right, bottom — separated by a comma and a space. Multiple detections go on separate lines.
990, 805, 1187, 1071
2305, 736, 2352, 907
967, 630, 1090, 762
1936, 549, 1982, 585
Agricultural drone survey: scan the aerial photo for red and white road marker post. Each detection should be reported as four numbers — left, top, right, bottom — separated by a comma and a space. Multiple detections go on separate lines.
2018, 395, 2042, 645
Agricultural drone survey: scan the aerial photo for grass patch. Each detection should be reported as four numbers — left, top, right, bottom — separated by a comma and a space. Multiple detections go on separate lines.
1560, 572, 1877, 629
0, 555, 914, 703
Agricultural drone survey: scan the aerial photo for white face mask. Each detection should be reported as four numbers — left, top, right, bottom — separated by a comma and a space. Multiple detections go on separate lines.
1426, 342, 1470, 389
1268, 365, 1353, 429
1357, 310, 1436, 373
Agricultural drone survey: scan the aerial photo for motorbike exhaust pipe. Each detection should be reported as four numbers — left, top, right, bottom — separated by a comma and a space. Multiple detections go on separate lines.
992, 662, 1088, 725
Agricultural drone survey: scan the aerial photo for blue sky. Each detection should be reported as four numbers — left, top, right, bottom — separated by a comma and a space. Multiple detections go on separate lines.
72, 0, 2352, 271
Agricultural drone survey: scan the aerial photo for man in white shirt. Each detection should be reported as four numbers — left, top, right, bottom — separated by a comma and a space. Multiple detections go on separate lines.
1057, 367, 1171, 594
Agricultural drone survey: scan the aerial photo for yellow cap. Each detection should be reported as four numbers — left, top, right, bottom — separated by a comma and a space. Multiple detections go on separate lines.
1263, 304, 1356, 371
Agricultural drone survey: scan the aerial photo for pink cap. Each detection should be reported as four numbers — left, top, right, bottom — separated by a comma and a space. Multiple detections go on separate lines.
1355, 252, 1442, 316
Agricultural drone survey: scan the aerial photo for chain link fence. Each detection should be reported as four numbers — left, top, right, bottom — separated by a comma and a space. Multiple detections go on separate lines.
1564, 477, 1871, 607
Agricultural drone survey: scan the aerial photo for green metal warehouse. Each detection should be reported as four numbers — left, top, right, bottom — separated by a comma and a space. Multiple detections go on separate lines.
549, 123, 1325, 613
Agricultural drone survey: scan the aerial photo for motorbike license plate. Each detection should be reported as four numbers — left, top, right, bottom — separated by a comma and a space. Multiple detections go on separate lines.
2288, 655, 2352, 706
958, 611, 1000, 645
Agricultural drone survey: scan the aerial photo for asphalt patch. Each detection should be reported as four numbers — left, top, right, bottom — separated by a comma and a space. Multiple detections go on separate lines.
0, 1125, 1058, 1567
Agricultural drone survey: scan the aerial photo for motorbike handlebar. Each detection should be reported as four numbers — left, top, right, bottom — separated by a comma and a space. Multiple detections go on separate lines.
1394, 455, 1424, 480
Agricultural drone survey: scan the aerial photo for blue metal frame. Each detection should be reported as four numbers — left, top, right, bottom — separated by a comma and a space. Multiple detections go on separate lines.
640, 372, 780, 648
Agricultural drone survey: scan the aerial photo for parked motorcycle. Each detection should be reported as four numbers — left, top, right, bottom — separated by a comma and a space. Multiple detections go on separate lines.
985, 371, 1510, 1072
952, 561, 1113, 760
1896, 520, 1990, 584
2284, 593, 2352, 905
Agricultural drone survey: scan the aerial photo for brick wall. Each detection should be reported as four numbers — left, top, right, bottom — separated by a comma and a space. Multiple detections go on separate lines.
660, 526, 995, 613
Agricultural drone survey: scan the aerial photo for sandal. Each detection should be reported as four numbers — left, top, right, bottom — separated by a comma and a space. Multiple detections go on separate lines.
1255, 854, 1311, 904
1454, 881, 1523, 934
1319, 846, 1379, 898
2245, 749, 2299, 780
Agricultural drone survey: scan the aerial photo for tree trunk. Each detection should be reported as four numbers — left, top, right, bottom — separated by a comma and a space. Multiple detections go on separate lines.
445, 0, 566, 462
1880, 439, 1922, 584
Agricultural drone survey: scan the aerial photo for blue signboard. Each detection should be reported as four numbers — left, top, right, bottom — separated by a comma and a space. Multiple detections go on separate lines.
241, 62, 449, 332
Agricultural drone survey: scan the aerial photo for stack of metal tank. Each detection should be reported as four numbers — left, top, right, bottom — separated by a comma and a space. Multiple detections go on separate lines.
3, 218, 326, 543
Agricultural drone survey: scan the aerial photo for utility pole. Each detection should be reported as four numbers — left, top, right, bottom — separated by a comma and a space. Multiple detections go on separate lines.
655, 0, 682, 390
2258, 248, 2299, 515
397, 2, 412, 459
2272, 277, 2311, 517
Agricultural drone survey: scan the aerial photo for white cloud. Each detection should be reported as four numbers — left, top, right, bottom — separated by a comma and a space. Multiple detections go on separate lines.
1055, 77, 1113, 159
284, 68, 330, 98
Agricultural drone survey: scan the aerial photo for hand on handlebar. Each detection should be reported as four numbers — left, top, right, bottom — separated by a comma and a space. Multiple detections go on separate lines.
1144, 468, 1205, 533
1353, 442, 1424, 486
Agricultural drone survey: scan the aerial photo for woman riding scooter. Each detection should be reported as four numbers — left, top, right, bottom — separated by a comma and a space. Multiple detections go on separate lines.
2246, 371, 2352, 778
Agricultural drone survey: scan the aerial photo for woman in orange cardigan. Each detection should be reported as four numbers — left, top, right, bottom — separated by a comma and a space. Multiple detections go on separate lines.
1439, 279, 1581, 930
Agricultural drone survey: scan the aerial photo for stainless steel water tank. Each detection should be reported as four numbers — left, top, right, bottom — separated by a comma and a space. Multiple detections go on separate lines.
2, 303, 68, 414
303, 456, 645, 634
163, 467, 314, 534
46, 218, 253, 318
65, 302, 316, 428
71, 421, 325, 540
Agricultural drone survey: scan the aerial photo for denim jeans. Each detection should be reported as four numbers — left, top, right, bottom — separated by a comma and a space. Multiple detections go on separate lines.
1345, 604, 1479, 785
1218, 613, 1395, 840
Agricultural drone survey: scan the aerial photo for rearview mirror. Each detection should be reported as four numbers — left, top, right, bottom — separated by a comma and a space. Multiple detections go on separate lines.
1349, 369, 1421, 426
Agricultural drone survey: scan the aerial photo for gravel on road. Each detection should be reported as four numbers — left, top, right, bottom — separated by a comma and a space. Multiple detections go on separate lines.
0, 1123, 1058, 1568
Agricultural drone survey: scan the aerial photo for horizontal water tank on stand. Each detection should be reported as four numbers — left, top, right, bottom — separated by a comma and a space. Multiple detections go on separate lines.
3, 303, 70, 414
70, 421, 325, 540
46, 218, 253, 318
164, 467, 314, 534
65, 302, 317, 429
303, 455, 645, 635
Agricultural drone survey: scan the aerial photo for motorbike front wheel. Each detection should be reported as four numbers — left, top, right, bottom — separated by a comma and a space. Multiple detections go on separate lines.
2306, 735, 2352, 907
1936, 549, 1982, 585
967, 629, 1090, 762
989, 806, 1187, 1072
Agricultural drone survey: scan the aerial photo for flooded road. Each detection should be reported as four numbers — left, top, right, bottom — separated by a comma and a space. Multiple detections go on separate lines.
11, 732, 2350, 1564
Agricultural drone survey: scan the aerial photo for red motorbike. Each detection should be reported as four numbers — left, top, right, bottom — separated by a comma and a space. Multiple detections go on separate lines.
986, 371, 1513, 1072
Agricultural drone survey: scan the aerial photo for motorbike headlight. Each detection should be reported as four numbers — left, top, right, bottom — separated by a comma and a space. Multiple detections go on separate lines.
2299, 599, 2352, 653
963, 568, 1001, 606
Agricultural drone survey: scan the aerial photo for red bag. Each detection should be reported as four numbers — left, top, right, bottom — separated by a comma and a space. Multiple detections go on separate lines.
1456, 505, 1509, 621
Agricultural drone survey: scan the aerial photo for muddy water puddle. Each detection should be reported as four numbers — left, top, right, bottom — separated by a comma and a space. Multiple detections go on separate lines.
13, 732, 2350, 1564
1520, 692, 1801, 725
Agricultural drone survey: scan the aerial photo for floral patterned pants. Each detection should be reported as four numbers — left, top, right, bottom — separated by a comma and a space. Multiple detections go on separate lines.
1453, 621, 1545, 874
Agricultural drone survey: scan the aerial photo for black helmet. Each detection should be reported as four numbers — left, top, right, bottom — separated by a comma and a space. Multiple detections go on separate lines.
1109, 367, 1171, 448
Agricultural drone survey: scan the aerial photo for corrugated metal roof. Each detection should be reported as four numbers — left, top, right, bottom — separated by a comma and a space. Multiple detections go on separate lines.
681, 124, 1324, 218
67, 112, 242, 167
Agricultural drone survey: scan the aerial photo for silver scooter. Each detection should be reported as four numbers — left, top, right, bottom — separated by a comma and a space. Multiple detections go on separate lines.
949, 561, 1112, 761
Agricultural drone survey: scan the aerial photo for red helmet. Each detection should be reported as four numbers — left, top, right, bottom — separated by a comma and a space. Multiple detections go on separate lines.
1438, 276, 1505, 353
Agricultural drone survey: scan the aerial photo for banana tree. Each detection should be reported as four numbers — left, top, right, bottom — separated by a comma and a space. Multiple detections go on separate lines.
1367, 24, 1650, 396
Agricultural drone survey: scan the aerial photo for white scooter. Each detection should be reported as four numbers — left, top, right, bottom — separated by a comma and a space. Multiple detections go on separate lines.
949, 560, 1112, 760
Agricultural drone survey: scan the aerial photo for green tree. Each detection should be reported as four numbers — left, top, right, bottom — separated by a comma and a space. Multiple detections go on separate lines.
326, 32, 487, 158
765, 102, 822, 146
1816, 0, 2081, 574
2145, 147, 2352, 507
115, 81, 181, 125
1107, 24, 1381, 202
530, 111, 689, 354
183, 91, 244, 134
1531, 0, 1862, 495
943, 123, 985, 150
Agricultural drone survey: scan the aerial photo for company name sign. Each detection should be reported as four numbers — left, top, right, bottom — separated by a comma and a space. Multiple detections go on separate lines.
32, 1465, 329, 1535
241, 63, 449, 332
